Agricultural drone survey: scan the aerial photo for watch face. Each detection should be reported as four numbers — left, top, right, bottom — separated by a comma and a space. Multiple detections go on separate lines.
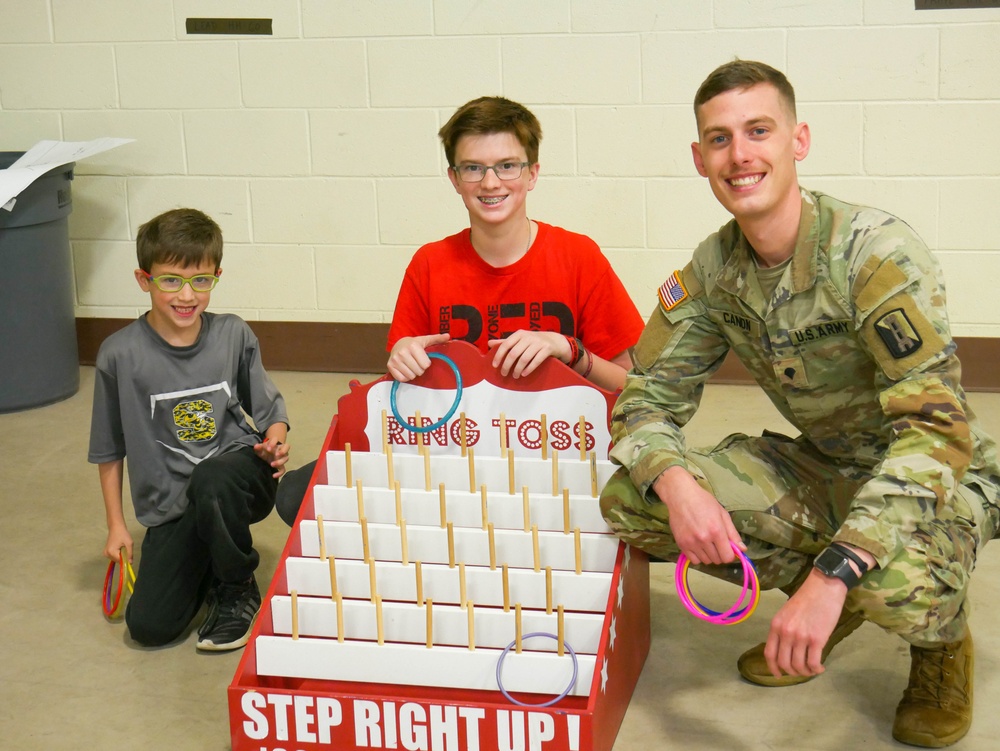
815, 547, 859, 588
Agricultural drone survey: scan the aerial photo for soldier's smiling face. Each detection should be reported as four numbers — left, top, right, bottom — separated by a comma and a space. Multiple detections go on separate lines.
691, 82, 810, 226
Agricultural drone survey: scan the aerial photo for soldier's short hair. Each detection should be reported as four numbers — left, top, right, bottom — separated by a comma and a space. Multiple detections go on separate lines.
136, 208, 223, 272
438, 96, 543, 167
694, 59, 797, 124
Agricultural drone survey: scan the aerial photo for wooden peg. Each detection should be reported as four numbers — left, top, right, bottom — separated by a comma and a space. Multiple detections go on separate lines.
557, 605, 565, 657
515, 602, 523, 654
438, 483, 447, 529
380, 409, 388, 453
336, 593, 344, 642
360, 516, 371, 562
316, 514, 327, 561
562, 488, 570, 534
467, 447, 476, 493
328, 556, 338, 599
590, 451, 598, 497
460, 412, 468, 457
368, 558, 377, 603
415, 560, 424, 606
394, 480, 402, 526
480, 484, 489, 530
532, 524, 540, 573
574, 527, 582, 575
551, 450, 559, 496
425, 597, 433, 648
356, 479, 365, 521
386, 444, 395, 490
502, 563, 510, 612
540, 413, 548, 460
522, 486, 531, 533
400, 518, 409, 566
488, 522, 496, 570
545, 566, 553, 614
499, 411, 507, 457
291, 590, 299, 640
467, 600, 475, 651
447, 521, 456, 569
344, 442, 352, 488
507, 450, 515, 495
375, 595, 384, 645
459, 561, 467, 610
423, 449, 431, 492
414, 409, 424, 453
579, 416, 587, 462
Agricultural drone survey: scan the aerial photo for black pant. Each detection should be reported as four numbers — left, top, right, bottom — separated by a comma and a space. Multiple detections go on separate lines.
125, 446, 276, 646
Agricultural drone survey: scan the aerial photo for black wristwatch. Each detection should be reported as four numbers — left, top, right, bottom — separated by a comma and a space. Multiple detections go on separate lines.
814, 543, 869, 589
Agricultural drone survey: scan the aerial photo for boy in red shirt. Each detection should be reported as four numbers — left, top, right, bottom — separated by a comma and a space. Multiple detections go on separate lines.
387, 96, 643, 393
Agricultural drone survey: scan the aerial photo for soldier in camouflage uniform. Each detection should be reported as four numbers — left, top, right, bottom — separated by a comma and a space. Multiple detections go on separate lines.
600, 60, 1000, 748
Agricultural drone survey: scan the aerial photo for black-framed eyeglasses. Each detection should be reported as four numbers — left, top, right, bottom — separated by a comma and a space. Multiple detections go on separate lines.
452, 161, 531, 183
143, 269, 221, 292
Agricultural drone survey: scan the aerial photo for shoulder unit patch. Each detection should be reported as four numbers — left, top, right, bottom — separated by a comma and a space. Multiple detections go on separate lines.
657, 270, 689, 312
874, 308, 922, 359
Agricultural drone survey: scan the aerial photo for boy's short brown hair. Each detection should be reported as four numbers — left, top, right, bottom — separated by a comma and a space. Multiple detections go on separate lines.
438, 96, 543, 166
694, 60, 797, 126
136, 208, 223, 272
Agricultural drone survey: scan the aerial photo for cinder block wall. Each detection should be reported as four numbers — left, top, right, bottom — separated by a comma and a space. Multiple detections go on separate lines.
1, 1, 998, 336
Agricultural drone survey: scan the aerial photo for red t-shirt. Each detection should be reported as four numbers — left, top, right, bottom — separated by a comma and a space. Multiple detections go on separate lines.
387, 221, 644, 360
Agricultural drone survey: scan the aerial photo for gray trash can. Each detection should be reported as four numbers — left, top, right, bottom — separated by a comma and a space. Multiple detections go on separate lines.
0, 152, 78, 412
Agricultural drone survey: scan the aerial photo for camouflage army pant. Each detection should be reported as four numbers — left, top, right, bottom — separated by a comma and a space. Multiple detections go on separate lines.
600, 431, 998, 646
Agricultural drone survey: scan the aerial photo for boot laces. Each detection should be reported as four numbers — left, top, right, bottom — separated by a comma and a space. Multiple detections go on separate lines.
905, 645, 965, 708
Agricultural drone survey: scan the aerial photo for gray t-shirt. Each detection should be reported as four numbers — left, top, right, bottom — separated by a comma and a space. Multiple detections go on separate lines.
88, 312, 288, 527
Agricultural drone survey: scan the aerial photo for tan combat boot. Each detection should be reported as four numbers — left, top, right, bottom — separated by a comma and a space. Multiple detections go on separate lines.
892, 632, 973, 748
737, 607, 865, 687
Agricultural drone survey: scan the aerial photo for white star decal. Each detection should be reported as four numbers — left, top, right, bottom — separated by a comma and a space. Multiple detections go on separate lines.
623, 546, 631, 570
609, 615, 617, 650
617, 575, 625, 609
601, 657, 610, 692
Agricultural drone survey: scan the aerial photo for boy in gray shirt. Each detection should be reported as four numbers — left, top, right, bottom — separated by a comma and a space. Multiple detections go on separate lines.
89, 208, 290, 651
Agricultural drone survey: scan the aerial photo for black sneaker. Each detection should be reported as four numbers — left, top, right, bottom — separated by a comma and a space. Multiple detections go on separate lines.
196, 575, 261, 652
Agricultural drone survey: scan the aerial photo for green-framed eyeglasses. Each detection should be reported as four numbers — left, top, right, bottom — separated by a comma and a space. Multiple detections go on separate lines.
144, 269, 221, 292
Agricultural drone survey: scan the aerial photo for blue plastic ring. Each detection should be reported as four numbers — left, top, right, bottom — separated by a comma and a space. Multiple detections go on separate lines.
390, 352, 463, 433
495, 632, 579, 708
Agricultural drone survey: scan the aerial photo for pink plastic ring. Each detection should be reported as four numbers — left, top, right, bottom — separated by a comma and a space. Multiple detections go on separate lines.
675, 541, 760, 625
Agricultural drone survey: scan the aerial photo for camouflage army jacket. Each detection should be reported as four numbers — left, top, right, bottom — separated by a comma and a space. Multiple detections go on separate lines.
611, 189, 1000, 565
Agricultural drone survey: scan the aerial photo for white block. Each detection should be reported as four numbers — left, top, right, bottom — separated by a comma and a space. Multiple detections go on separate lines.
117, 43, 241, 109
368, 38, 501, 107
127, 177, 251, 243
251, 179, 378, 245
255, 636, 595, 697
503, 35, 640, 104
184, 110, 310, 176
311, 110, 439, 177
788, 28, 937, 102
240, 40, 368, 108
0, 46, 115, 109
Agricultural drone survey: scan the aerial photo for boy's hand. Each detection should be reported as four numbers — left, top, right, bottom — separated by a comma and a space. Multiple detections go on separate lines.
255, 437, 290, 478
488, 331, 569, 379
388, 333, 451, 381
104, 528, 133, 563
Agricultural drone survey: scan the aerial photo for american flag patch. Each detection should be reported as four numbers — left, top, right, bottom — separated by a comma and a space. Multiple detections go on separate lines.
657, 270, 688, 311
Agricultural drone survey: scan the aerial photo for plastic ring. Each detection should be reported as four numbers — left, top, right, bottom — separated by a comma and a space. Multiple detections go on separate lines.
675, 542, 760, 625
496, 632, 579, 708
102, 548, 136, 619
676, 546, 758, 624
390, 352, 463, 433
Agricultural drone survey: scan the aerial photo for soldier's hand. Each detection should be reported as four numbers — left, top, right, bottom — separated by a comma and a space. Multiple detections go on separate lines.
764, 570, 846, 678
652, 465, 745, 565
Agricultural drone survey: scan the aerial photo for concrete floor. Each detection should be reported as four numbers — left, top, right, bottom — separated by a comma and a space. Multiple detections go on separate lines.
3, 367, 999, 750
